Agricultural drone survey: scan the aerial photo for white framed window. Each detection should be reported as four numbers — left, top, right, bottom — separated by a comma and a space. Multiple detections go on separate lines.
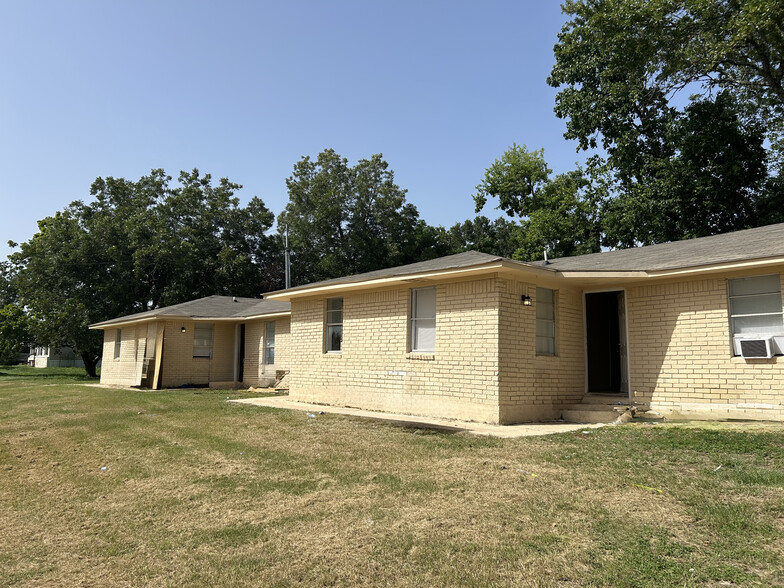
193, 323, 214, 358
264, 321, 275, 365
410, 287, 436, 353
536, 287, 556, 356
729, 275, 783, 349
325, 298, 343, 353
114, 329, 122, 359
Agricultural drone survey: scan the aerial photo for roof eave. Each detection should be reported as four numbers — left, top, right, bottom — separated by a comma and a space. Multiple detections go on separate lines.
265, 260, 558, 301
90, 310, 292, 329
646, 255, 784, 278
89, 316, 159, 330
243, 310, 292, 321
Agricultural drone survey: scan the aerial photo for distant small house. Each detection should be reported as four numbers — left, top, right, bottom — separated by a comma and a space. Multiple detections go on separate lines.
90, 296, 290, 389
263, 223, 784, 423
29, 346, 89, 369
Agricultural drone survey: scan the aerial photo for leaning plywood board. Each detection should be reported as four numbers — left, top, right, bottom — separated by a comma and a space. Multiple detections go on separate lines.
152, 326, 165, 390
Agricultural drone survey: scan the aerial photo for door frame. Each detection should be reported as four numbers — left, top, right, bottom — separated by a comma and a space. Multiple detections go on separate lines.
582, 288, 632, 401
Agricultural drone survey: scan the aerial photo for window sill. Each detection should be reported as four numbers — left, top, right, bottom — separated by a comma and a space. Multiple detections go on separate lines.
324, 352, 342, 357
407, 353, 435, 361
730, 354, 782, 363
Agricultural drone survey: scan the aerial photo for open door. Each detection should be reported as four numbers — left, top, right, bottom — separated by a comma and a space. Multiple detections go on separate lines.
585, 291, 628, 395
236, 323, 246, 383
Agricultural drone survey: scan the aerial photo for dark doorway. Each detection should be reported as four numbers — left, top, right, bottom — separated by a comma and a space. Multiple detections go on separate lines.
237, 324, 246, 382
585, 291, 627, 393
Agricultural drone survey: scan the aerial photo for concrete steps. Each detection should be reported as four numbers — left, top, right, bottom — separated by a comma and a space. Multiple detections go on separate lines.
561, 394, 632, 424
561, 394, 665, 424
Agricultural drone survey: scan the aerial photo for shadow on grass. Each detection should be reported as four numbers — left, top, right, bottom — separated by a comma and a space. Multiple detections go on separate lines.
373, 418, 464, 435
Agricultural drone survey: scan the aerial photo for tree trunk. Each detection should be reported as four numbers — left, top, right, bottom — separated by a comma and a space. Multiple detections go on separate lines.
81, 352, 99, 378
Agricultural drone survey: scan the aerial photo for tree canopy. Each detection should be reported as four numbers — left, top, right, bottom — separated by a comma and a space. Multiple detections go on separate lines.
473, 144, 602, 261
9, 169, 281, 375
549, 0, 784, 246
0, 264, 29, 365
279, 149, 429, 284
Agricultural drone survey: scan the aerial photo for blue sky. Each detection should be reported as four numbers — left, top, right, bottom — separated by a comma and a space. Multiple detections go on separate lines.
0, 1, 580, 261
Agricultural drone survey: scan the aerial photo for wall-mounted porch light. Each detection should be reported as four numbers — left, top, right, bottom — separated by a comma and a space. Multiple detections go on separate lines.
521, 294, 532, 306
181, 326, 187, 333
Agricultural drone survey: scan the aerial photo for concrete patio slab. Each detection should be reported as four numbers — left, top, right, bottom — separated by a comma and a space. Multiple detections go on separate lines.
229, 396, 606, 438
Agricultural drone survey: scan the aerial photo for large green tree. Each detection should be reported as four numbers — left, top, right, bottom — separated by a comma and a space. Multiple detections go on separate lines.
278, 149, 428, 284
444, 216, 520, 258
0, 263, 30, 365
0, 303, 30, 365
10, 169, 281, 376
474, 144, 602, 261
549, 0, 784, 246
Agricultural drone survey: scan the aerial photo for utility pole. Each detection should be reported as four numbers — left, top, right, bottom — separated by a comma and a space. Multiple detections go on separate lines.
284, 225, 291, 289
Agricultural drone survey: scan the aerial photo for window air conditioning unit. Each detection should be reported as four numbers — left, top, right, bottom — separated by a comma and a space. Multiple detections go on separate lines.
739, 337, 775, 359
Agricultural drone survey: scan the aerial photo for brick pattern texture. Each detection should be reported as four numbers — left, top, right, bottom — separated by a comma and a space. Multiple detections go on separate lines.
99, 267, 784, 422
99, 317, 290, 389
498, 279, 585, 423
288, 278, 502, 423
243, 317, 291, 388
627, 270, 784, 420
288, 277, 585, 424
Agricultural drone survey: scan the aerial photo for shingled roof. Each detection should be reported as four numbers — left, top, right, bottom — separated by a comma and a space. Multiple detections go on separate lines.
269, 250, 522, 295
90, 296, 290, 329
266, 223, 784, 299
547, 222, 784, 272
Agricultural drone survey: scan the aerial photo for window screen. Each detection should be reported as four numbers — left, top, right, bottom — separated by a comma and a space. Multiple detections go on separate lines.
729, 275, 783, 338
193, 323, 214, 358
536, 287, 556, 355
325, 298, 343, 352
410, 287, 436, 353
264, 321, 275, 365
114, 329, 122, 359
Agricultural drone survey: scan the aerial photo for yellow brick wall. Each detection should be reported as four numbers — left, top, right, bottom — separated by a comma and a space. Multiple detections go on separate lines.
627, 270, 784, 420
243, 317, 291, 387
498, 279, 585, 423
159, 320, 211, 386
99, 325, 145, 386
99, 316, 290, 389
288, 277, 501, 423
243, 320, 263, 387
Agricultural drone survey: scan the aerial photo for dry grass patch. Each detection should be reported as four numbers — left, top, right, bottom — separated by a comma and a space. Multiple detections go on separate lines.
1, 367, 783, 587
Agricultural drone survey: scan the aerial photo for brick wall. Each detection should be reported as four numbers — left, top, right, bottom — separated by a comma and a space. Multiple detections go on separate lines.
498, 279, 585, 423
288, 277, 501, 423
243, 317, 290, 387
99, 325, 145, 386
627, 270, 784, 420
99, 316, 291, 389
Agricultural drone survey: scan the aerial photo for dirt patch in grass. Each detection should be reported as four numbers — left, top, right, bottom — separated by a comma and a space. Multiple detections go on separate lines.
1, 371, 783, 586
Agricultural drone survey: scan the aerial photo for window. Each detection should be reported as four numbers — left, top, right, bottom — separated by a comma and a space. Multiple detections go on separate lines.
729, 274, 783, 344
325, 298, 343, 352
264, 321, 275, 365
193, 323, 214, 358
114, 329, 122, 359
410, 287, 436, 353
536, 287, 556, 355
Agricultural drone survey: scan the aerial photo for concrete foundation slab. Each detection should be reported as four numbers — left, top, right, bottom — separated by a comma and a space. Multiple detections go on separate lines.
229, 396, 605, 438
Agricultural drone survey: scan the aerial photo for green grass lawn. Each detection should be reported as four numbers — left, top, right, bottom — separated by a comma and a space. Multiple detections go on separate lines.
1, 366, 783, 587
